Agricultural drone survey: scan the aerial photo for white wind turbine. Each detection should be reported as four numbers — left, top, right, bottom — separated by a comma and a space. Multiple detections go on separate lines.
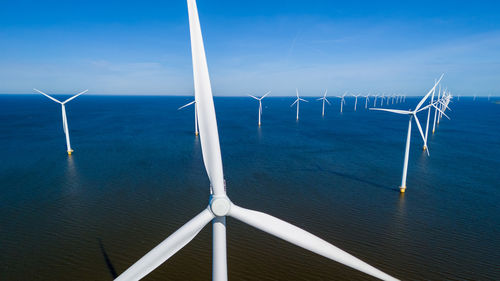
373, 94, 378, 107
351, 93, 361, 111
114, 1, 400, 281
291, 89, 308, 120
336, 92, 347, 113
370, 75, 443, 193
380, 94, 386, 106
248, 91, 271, 126
316, 89, 331, 117
364, 94, 370, 109
34, 88, 87, 155
178, 100, 199, 135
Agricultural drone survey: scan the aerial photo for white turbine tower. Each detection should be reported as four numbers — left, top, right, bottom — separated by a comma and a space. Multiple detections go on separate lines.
370, 75, 443, 193
248, 91, 271, 126
336, 93, 347, 113
373, 94, 378, 107
178, 100, 199, 135
291, 89, 308, 120
352, 94, 361, 111
316, 89, 331, 117
34, 88, 87, 155
114, 1, 400, 281
364, 94, 370, 109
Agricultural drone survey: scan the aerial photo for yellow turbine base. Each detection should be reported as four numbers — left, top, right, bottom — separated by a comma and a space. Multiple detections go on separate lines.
423, 146, 427, 151
432, 130, 435, 134
67, 150, 74, 155
399, 186, 406, 193
195, 132, 199, 136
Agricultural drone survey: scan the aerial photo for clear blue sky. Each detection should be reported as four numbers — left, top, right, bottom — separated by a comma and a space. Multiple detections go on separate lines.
1, 0, 499, 96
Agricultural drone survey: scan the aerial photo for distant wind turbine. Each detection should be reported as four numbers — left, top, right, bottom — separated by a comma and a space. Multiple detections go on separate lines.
316, 90, 331, 117
291, 89, 308, 120
364, 94, 370, 109
248, 91, 271, 126
351, 94, 361, 111
370, 75, 443, 193
336, 93, 347, 113
178, 100, 199, 135
34, 88, 88, 155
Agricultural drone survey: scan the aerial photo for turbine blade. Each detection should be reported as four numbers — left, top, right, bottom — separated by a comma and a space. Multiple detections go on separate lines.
413, 114, 427, 148
325, 98, 331, 105
415, 74, 444, 111
299, 98, 308, 102
261, 91, 271, 99
187, 0, 225, 195
432, 104, 451, 120
34, 88, 62, 104
248, 94, 259, 100
178, 100, 196, 110
369, 108, 411, 115
62, 106, 68, 134
290, 99, 298, 107
229, 204, 399, 281
115, 208, 214, 281
63, 89, 88, 104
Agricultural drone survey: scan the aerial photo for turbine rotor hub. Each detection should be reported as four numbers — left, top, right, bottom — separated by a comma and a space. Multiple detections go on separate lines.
210, 196, 231, 217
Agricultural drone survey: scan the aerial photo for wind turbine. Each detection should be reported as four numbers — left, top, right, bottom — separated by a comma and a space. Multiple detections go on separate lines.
114, 1, 400, 281
291, 89, 308, 120
370, 75, 443, 193
316, 89, 331, 117
178, 100, 199, 135
364, 94, 370, 109
248, 91, 271, 126
351, 93, 361, 111
373, 94, 378, 107
34, 88, 87, 155
336, 93, 347, 113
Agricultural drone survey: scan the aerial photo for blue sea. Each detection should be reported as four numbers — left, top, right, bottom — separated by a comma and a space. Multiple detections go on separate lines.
0, 94, 499, 280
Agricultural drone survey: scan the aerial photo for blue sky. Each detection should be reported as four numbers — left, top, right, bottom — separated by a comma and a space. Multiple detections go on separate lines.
0, 0, 499, 96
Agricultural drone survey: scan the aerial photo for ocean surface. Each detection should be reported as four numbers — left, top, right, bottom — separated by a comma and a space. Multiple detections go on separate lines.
0, 94, 499, 281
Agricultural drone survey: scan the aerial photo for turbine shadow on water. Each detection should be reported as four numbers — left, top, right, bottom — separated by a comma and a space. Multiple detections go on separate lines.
98, 238, 118, 279
303, 163, 399, 192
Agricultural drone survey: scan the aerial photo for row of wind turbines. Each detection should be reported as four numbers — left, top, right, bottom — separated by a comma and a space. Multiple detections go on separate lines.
371, 75, 453, 193
31, 1, 456, 280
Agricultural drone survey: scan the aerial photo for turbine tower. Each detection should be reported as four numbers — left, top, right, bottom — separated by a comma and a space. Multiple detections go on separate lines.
370, 75, 443, 193
248, 91, 270, 126
114, 1, 400, 280
291, 89, 308, 120
34, 88, 87, 155
316, 90, 331, 117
